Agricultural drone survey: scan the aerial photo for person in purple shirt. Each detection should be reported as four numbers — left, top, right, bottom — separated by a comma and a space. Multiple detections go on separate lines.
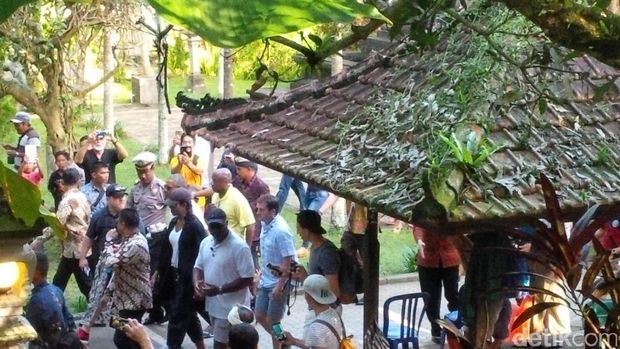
232, 157, 270, 266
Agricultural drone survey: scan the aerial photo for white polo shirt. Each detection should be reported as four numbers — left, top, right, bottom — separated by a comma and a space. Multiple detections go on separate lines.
194, 232, 254, 319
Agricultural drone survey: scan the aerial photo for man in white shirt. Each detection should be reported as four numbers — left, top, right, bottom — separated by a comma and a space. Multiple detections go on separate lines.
193, 208, 254, 349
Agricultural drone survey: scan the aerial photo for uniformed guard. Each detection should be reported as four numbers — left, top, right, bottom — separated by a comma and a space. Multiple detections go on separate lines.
127, 151, 169, 324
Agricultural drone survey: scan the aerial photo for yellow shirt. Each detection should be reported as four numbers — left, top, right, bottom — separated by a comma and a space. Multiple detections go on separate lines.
170, 155, 205, 207
212, 186, 256, 239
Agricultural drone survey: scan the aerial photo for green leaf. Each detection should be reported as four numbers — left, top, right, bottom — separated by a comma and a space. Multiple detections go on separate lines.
0, 161, 63, 236
147, 0, 390, 48
307, 34, 323, 48
0, 0, 35, 24
537, 98, 548, 114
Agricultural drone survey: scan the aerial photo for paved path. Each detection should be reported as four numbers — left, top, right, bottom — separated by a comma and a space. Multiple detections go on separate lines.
87, 275, 440, 349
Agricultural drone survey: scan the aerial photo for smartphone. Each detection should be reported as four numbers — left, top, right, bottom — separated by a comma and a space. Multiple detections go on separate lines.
109, 315, 129, 330
180, 146, 191, 155
272, 322, 287, 341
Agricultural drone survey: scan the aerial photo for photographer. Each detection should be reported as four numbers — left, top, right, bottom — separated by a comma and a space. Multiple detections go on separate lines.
254, 194, 296, 349
170, 133, 205, 207
75, 130, 128, 184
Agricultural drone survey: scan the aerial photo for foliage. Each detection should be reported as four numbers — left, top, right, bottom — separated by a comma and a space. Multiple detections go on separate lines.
0, 0, 35, 23
0, 161, 63, 236
402, 245, 418, 273
168, 35, 190, 76
147, 0, 388, 48
113, 120, 127, 139
233, 39, 302, 81
439, 132, 502, 171
440, 174, 620, 348
0, 0, 139, 152
0, 97, 17, 139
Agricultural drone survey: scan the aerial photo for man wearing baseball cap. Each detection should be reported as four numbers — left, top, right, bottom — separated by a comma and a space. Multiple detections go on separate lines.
3, 111, 40, 169
194, 208, 255, 349
77, 184, 129, 341
282, 275, 345, 349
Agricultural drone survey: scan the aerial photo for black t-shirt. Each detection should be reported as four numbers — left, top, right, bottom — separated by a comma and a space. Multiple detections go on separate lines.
87, 207, 119, 259
47, 169, 64, 210
81, 149, 122, 184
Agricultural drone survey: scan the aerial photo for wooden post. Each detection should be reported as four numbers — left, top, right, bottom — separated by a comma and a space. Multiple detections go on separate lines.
363, 209, 380, 343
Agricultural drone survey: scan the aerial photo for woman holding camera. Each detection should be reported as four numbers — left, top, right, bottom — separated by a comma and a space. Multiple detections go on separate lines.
157, 187, 207, 349
170, 133, 206, 207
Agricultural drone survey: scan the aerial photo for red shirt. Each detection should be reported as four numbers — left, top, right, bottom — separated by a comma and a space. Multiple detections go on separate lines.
22, 169, 43, 186
412, 226, 460, 268
599, 222, 620, 250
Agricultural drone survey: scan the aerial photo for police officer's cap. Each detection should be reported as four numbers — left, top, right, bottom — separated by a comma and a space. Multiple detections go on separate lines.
132, 152, 157, 169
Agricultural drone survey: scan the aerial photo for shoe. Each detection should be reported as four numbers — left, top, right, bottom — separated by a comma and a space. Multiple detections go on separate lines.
77, 325, 90, 343
203, 324, 214, 338
143, 316, 165, 325
296, 247, 309, 259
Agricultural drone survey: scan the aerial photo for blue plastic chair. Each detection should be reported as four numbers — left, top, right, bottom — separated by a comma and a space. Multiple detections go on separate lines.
382, 292, 429, 349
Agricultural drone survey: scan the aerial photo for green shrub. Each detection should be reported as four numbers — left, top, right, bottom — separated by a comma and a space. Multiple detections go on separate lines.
114, 120, 127, 139
402, 245, 419, 273
169, 35, 190, 76
0, 96, 17, 140
72, 295, 88, 313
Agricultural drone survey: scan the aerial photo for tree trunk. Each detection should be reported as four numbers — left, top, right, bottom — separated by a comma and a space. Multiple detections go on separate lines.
219, 48, 234, 98
103, 28, 115, 132
38, 107, 68, 153
156, 17, 169, 164
141, 32, 155, 76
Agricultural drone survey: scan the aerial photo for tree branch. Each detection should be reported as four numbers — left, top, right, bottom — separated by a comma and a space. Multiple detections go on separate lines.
494, 0, 620, 69
0, 79, 44, 116
74, 62, 124, 98
269, 35, 319, 64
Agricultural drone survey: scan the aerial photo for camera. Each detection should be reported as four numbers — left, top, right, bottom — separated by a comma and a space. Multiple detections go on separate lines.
271, 322, 287, 341
266, 261, 299, 276
109, 315, 129, 330
96, 130, 108, 139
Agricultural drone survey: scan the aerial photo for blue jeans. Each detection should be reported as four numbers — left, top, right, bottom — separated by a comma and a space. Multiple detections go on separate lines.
276, 175, 306, 212
305, 190, 328, 212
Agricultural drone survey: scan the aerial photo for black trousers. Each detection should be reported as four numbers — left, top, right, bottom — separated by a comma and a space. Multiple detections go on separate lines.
167, 271, 203, 346
148, 232, 169, 321
418, 265, 459, 337
52, 256, 91, 300
113, 309, 146, 349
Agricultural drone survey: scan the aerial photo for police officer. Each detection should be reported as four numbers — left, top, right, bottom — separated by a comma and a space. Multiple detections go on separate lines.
126, 151, 169, 324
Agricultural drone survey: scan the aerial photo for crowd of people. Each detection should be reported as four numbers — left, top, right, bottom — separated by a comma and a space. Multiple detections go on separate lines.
5, 112, 366, 349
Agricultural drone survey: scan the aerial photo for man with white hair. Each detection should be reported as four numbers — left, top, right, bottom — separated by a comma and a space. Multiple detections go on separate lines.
3, 111, 40, 169
75, 129, 128, 184
210, 168, 255, 246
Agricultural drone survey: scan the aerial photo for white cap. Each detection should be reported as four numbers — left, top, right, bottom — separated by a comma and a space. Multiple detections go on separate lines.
303, 274, 337, 305
227, 304, 256, 326
132, 152, 157, 168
